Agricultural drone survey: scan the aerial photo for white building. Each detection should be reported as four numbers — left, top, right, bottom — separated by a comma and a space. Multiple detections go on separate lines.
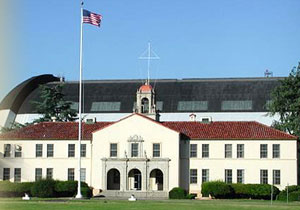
0, 83, 297, 198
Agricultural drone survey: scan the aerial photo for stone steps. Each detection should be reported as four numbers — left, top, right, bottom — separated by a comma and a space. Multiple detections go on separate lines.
97, 190, 168, 199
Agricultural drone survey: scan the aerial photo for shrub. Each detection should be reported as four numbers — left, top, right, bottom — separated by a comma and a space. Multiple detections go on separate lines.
31, 179, 56, 198
288, 191, 300, 201
278, 185, 300, 201
231, 184, 279, 200
186, 194, 197, 199
54, 181, 92, 198
0, 181, 34, 197
201, 181, 233, 198
169, 187, 187, 199
0, 180, 92, 198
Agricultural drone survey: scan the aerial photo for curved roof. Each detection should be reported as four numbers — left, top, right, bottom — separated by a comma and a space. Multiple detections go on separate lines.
0, 74, 59, 113
0, 75, 283, 114
139, 84, 153, 92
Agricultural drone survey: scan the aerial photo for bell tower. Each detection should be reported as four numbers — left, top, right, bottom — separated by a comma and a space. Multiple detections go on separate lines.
135, 82, 159, 121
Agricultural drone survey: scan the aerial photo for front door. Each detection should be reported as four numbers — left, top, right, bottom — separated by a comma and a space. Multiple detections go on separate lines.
134, 173, 141, 190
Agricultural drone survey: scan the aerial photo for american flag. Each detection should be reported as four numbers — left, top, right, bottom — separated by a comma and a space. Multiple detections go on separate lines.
83, 9, 102, 27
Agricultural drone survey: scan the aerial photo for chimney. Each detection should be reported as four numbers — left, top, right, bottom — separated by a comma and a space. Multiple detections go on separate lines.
51, 116, 57, 122
189, 113, 196, 122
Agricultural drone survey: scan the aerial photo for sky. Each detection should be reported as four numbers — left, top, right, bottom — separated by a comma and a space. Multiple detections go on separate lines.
1, 0, 300, 100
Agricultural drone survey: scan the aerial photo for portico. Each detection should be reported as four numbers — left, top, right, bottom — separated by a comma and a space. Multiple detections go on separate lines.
102, 157, 170, 192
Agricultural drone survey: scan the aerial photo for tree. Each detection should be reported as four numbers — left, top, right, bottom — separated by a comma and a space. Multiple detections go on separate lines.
32, 84, 77, 123
268, 62, 300, 137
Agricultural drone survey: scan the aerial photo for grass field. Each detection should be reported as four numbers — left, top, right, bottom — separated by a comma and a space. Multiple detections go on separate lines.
0, 198, 300, 210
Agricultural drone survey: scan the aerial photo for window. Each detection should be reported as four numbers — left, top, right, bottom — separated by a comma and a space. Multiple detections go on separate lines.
177, 101, 208, 111
237, 144, 244, 158
260, 169, 268, 184
202, 169, 209, 183
15, 145, 22, 157
46, 168, 53, 179
190, 169, 197, 184
4, 144, 11, 157
260, 144, 268, 158
80, 168, 86, 182
68, 168, 75, 181
90, 102, 121, 112
225, 169, 232, 183
35, 168, 42, 181
81, 144, 86, 157
190, 144, 197, 158
3, 168, 10, 181
225, 144, 232, 158
156, 101, 164, 111
131, 143, 139, 157
153, 143, 161, 157
110, 143, 118, 157
221, 100, 252, 111
68, 144, 75, 157
237, 169, 244, 183
273, 170, 280, 185
273, 144, 280, 158
36, 144, 43, 157
14, 168, 21, 182
202, 144, 209, 158
47, 144, 54, 157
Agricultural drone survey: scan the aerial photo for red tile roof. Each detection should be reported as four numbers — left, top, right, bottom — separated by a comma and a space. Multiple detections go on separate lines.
0, 122, 112, 140
161, 121, 297, 140
0, 118, 297, 140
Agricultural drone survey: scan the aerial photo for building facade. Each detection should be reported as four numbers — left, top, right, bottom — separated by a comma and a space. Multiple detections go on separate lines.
0, 83, 297, 198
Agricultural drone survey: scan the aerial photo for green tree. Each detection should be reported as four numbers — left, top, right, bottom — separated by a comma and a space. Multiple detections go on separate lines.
268, 62, 300, 137
32, 84, 77, 122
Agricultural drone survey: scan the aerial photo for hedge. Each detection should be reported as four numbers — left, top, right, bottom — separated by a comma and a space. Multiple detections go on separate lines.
0, 181, 33, 197
201, 181, 279, 200
231, 183, 279, 200
0, 180, 92, 198
169, 187, 187, 199
201, 181, 233, 198
278, 185, 300, 201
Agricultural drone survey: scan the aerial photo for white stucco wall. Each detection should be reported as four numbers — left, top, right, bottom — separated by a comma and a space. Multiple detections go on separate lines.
91, 114, 180, 191
188, 139, 297, 195
0, 140, 92, 185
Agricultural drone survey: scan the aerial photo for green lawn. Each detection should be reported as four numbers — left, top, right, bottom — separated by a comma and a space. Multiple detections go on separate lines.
0, 198, 299, 210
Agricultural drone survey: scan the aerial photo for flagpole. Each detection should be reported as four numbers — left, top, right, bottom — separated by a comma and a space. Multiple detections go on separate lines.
75, 0, 84, 199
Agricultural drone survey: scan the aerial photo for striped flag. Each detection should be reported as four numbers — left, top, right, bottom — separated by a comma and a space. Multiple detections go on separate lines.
83, 9, 102, 27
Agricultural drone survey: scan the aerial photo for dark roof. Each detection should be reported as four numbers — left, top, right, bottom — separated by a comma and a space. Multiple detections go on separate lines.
0, 115, 296, 140
1, 75, 283, 114
0, 74, 59, 113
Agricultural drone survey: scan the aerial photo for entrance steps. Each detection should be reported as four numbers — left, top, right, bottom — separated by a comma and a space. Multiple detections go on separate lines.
97, 190, 168, 199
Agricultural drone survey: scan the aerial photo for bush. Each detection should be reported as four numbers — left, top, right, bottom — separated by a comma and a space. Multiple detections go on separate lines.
0, 181, 34, 197
31, 179, 56, 198
169, 187, 187, 199
288, 191, 300, 201
186, 194, 197, 199
54, 181, 92, 198
0, 180, 92, 198
201, 181, 233, 198
231, 184, 279, 200
278, 185, 300, 201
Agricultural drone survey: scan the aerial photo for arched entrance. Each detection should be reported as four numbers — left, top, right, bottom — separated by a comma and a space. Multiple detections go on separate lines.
128, 169, 142, 190
141, 98, 149, 113
150, 169, 163, 191
107, 169, 120, 190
